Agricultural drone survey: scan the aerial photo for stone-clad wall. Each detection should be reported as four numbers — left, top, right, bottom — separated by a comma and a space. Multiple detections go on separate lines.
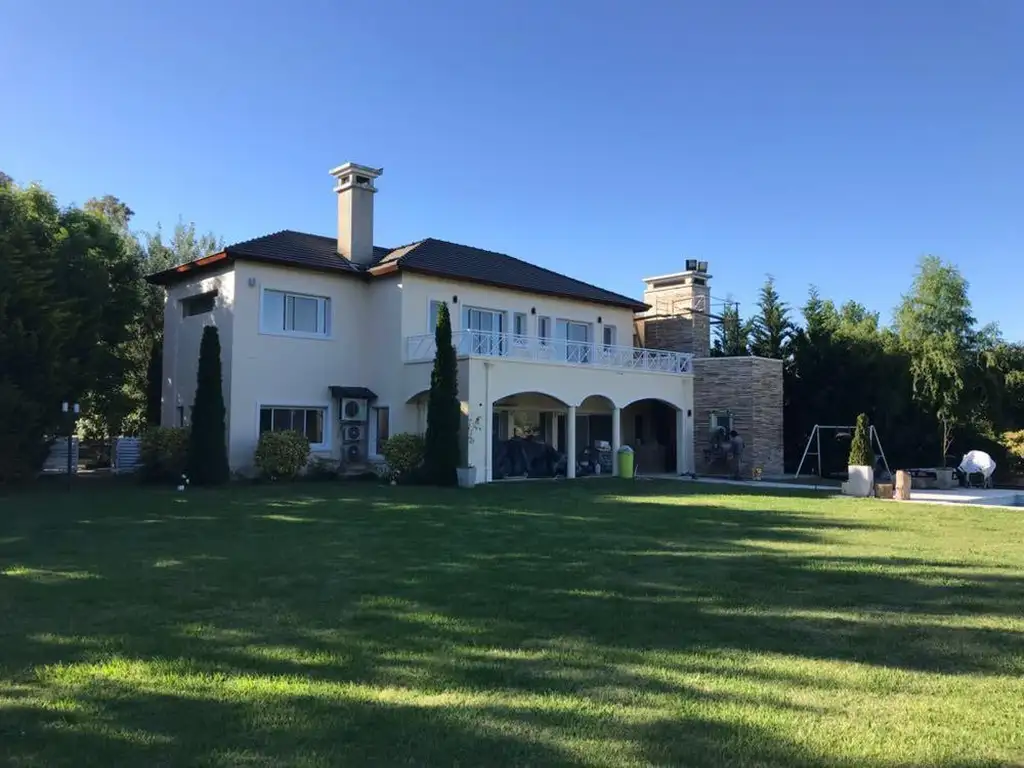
638, 277, 711, 359
692, 356, 784, 478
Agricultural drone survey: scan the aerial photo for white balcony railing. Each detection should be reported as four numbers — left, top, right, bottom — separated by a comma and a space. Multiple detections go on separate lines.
405, 331, 693, 374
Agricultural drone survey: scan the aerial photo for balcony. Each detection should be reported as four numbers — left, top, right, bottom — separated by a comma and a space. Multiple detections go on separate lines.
404, 331, 693, 374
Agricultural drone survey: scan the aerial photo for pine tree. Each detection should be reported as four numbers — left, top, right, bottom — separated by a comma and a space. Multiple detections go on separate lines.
712, 298, 750, 356
749, 275, 794, 359
187, 325, 229, 484
423, 302, 460, 486
848, 413, 874, 467
145, 337, 163, 427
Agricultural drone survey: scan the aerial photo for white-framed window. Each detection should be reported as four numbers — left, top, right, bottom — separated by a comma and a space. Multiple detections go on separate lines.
428, 300, 444, 333
603, 324, 617, 348
369, 406, 390, 457
258, 405, 329, 449
538, 316, 551, 342
513, 312, 528, 337
566, 320, 590, 363
260, 289, 331, 338
181, 291, 216, 318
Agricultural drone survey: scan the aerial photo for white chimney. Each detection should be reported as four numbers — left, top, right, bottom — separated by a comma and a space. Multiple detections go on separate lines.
329, 162, 382, 266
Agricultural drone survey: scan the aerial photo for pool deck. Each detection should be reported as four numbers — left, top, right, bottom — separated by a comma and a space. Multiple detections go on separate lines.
668, 476, 1022, 508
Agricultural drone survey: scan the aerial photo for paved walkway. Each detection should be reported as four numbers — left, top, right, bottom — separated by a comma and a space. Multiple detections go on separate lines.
647, 474, 1022, 508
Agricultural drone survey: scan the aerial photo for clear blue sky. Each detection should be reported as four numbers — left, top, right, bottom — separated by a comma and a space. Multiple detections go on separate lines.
2, 1, 1021, 337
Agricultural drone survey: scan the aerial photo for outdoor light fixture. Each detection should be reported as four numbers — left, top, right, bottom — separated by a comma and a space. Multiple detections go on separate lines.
452, 295, 458, 304
685, 259, 698, 271
697, 261, 709, 273
597, 316, 602, 324
530, 307, 536, 314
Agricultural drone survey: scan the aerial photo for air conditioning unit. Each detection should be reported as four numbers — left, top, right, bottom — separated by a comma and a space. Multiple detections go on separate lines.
340, 398, 368, 422
345, 443, 365, 462
343, 424, 364, 443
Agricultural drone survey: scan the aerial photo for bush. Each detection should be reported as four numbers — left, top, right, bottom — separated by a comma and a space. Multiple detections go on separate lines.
381, 433, 425, 483
848, 413, 874, 467
187, 325, 229, 485
140, 427, 189, 483
1000, 430, 1024, 476
254, 430, 310, 481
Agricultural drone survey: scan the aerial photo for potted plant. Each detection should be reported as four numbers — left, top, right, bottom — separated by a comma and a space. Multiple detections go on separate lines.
844, 413, 875, 497
457, 415, 482, 488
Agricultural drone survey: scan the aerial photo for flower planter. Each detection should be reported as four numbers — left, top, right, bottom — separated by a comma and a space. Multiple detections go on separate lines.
843, 465, 875, 497
456, 467, 477, 488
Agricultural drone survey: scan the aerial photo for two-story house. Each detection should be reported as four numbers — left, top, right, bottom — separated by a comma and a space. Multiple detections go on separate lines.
149, 162, 705, 483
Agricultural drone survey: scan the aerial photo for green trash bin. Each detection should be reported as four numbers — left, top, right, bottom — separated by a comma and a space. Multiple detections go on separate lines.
617, 446, 635, 479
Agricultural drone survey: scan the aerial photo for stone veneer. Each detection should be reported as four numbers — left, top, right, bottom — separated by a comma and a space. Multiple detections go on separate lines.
692, 356, 785, 478
637, 273, 711, 359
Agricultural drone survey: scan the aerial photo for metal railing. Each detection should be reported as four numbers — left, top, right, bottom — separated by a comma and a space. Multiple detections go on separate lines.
405, 331, 693, 374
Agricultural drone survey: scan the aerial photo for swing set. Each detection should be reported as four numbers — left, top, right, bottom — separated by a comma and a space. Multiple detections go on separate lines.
794, 424, 892, 479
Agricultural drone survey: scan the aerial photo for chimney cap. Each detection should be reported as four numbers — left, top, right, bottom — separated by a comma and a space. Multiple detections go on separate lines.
330, 162, 383, 192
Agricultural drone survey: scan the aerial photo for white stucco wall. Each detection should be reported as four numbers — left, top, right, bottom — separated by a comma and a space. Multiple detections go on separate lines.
398, 272, 636, 347
161, 268, 235, 431
227, 262, 369, 470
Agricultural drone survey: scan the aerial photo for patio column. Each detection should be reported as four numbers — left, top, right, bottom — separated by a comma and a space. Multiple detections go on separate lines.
566, 405, 577, 479
676, 407, 686, 476
611, 406, 621, 475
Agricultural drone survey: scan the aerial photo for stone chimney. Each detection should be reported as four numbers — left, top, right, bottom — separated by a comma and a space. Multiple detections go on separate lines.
636, 261, 711, 358
329, 162, 383, 266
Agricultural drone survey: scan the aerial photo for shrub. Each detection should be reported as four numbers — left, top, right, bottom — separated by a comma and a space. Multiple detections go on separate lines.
187, 326, 229, 485
848, 413, 874, 467
381, 433, 425, 483
140, 426, 189, 483
423, 302, 460, 486
1000, 430, 1024, 475
254, 430, 310, 481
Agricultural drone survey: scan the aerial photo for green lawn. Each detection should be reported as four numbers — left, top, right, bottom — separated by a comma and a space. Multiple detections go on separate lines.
1, 480, 1023, 767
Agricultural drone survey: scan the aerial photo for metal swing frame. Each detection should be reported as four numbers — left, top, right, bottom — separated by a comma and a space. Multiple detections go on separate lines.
794, 424, 892, 479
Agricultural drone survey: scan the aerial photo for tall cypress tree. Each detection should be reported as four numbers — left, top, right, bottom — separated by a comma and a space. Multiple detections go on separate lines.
145, 336, 163, 428
424, 302, 460, 486
187, 325, 229, 484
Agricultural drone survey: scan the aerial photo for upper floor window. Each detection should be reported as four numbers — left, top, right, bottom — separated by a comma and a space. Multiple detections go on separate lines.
513, 312, 528, 337
428, 300, 444, 333
261, 289, 330, 337
603, 325, 617, 348
181, 291, 216, 318
538, 316, 551, 344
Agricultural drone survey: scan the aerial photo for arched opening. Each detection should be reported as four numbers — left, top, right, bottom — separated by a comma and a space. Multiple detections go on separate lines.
491, 392, 569, 479
621, 397, 682, 474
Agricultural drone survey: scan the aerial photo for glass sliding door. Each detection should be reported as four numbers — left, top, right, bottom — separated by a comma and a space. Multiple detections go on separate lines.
466, 307, 505, 356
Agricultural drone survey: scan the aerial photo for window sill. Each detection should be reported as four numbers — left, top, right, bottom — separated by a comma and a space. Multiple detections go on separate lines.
258, 328, 333, 341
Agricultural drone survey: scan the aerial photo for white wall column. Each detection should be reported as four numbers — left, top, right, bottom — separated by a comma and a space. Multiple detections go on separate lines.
676, 407, 687, 476
682, 406, 694, 475
566, 405, 577, 479
611, 406, 621, 475
482, 400, 494, 483
551, 412, 560, 451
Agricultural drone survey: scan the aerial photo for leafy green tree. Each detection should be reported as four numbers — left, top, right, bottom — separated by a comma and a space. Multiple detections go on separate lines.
749, 276, 794, 359
0, 179, 139, 481
145, 337, 163, 428
187, 325, 229, 485
711, 297, 749, 356
895, 256, 977, 463
423, 302, 460, 486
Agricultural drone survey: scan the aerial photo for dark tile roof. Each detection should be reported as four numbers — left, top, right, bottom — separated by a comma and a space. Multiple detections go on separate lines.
148, 229, 647, 310
226, 230, 390, 273
380, 238, 647, 310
